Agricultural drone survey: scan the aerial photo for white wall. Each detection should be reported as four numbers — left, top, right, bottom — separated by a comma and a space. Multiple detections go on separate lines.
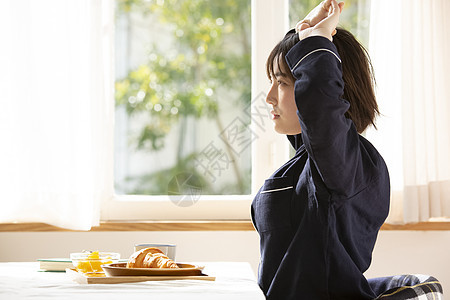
0, 231, 261, 271
0, 230, 448, 294
366, 231, 450, 292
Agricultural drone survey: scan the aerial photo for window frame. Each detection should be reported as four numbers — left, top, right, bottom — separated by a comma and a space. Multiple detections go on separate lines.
101, 0, 291, 221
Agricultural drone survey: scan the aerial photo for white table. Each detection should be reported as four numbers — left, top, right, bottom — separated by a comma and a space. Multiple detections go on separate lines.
0, 262, 265, 300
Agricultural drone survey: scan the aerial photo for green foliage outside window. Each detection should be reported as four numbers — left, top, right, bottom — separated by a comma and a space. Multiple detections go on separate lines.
115, 0, 251, 195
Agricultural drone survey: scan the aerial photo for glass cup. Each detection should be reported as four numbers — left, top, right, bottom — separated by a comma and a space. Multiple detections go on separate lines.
134, 243, 176, 261
70, 251, 120, 274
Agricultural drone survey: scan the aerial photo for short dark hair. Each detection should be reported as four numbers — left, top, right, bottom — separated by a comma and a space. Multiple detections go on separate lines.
266, 29, 299, 84
266, 28, 379, 133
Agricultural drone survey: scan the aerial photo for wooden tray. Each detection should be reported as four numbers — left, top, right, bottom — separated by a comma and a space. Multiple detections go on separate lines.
66, 268, 215, 284
102, 262, 203, 276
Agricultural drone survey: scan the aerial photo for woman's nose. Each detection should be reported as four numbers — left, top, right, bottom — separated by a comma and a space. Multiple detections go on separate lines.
265, 82, 277, 105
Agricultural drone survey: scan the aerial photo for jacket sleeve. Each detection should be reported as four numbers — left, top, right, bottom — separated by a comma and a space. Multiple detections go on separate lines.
285, 36, 375, 198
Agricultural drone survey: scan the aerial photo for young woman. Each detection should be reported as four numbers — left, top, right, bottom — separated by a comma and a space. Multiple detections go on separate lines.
250, 1, 390, 299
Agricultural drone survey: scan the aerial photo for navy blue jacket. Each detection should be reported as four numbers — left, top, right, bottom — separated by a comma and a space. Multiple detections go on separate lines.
251, 36, 390, 299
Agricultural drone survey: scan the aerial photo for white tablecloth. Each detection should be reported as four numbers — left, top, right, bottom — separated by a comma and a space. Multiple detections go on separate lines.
0, 262, 265, 300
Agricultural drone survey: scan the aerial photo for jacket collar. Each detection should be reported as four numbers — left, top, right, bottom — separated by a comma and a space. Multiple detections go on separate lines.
287, 134, 303, 151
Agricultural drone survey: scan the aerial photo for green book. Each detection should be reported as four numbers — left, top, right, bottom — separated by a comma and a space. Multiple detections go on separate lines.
37, 258, 128, 272
37, 258, 73, 272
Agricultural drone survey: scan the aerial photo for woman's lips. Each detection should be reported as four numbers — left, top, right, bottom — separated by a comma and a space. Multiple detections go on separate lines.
271, 111, 280, 120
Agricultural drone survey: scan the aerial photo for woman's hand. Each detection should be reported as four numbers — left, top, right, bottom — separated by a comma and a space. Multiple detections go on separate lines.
295, 0, 344, 41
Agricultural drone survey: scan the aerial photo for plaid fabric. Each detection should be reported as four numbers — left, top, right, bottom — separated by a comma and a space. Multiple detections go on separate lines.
369, 274, 444, 300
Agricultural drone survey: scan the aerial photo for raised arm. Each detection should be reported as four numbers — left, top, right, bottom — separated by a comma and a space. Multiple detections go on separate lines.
286, 1, 378, 197
287, 37, 367, 197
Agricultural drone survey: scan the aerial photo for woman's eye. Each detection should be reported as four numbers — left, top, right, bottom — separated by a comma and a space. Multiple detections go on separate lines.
277, 80, 285, 86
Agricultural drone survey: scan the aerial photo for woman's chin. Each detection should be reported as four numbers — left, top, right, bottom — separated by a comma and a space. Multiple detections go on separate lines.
274, 125, 301, 135
274, 127, 287, 134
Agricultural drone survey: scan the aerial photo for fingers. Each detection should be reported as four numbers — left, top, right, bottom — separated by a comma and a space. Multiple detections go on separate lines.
321, 0, 343, 15
325, 0, 341, 22
296, 0, 344, 40
312, 0, 342, 40
329, 1, 344, 36
330, 0, 339, 15
328, 0, 344, 15
295, 20, 310, 33
321, 0, 332, 11
299, 23, 311, 31
338, 1, 345, 13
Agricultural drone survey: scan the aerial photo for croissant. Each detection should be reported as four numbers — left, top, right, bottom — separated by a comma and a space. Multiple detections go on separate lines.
126, 247, 179, 269
143, 252, 179, 268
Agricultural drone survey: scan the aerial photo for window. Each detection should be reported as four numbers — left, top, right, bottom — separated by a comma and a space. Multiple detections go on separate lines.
114, 0, 252, 198
102, 0, 372, 221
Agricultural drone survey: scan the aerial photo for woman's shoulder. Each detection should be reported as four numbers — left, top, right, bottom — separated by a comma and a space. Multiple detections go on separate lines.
356, 134, 390, 190
358, 134, 387, 167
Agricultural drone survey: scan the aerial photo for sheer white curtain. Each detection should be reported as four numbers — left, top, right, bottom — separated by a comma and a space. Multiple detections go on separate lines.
367, 0, 450, 223
0, 0, 114, 230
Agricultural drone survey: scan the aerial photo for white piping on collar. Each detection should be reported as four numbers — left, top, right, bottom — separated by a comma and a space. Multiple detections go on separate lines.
260, 186, 294, 194
290, 48, 341, 72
